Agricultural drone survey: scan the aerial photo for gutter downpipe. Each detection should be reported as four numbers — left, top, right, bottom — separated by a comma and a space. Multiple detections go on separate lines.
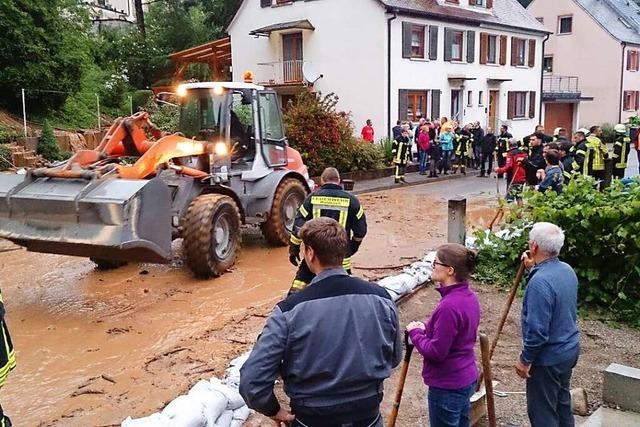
387, 8, 398, 140
619, 42, 627, 123
539, 34, 550, 124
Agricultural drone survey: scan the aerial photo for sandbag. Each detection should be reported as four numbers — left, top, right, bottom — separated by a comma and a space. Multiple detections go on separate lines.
188, 380, 227, 425
214, 410, 233, 427
210, 378, 246, 410
377, 273, 419, 295
223, 352, 250, 388
161, 395, 207, 427
121, 413, 172, 427
232, 405, 250, 422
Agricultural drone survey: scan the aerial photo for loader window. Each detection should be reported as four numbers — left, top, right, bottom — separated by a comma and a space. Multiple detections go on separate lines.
258, 92, 287, 167
231, 93, 255, 162
178, 89, 224, 139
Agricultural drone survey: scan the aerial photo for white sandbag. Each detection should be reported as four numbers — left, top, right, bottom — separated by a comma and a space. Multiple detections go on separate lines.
161, 395, 207, 427
403, 261, 432, 284
188, 381, 227, 426
121, 413, 173, 427
385, 288, 401, 301
223, 352, 250, 388
232, 405, 250, 422
422, 251, 437, 264
377, 273, 418, 295
214, 409, 233, 427
210, 378, 246, 410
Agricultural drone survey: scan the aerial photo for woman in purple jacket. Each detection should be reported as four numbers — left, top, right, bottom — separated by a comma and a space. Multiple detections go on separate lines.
406, 243, 480, 427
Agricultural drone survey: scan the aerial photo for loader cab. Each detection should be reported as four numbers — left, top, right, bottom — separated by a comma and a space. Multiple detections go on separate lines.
176, 83, 288, 171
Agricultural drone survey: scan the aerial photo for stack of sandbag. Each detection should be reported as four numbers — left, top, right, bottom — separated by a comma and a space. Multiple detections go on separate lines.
465, 223, 530, 250
377, 252, 435, 301
121, 353, 252, 427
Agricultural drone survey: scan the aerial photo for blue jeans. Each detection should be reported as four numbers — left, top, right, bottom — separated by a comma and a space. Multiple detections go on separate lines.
428, 381, 476, 427
527, 356, 578, 427
418, 150, 428, 173
441, 150, 452, 172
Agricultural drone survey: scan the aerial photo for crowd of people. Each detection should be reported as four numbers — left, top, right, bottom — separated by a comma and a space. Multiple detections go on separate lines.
239, 167, 580, 427
387, 117, 635, 196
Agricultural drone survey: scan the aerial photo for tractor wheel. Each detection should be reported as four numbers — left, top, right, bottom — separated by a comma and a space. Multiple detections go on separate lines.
90, 258, 128, 270
261, 178, 307, 246
182, 194, 241, 279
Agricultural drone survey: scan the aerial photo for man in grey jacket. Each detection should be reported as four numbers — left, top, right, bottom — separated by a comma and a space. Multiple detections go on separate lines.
240, 217, 402, 427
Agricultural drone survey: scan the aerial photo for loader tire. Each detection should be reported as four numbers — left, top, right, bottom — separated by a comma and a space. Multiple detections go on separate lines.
261, 178, 307, 246
182, 194, 241, 279
91, 258, 128, 270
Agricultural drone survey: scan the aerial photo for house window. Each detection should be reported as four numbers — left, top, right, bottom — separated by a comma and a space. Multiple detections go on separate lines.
536, 17, 544, 23
514, 92, 527, 118
513, 38, 526, 66
479, 91, 484, 106
558, 16, 573, 34
407, 91, 428, 120
543, 56, 553, 73
627, 50, 640, 71
411, 25, 426, 58
276, 0, 292, 4
624, 90, 639, 111
487, 35, 497, 64
472, 0, 484, 5
451, 30, 464, 61
467, 91, 473, 107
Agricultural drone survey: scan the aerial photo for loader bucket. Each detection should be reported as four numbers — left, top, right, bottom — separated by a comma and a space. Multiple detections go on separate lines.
0, 173, 172, 263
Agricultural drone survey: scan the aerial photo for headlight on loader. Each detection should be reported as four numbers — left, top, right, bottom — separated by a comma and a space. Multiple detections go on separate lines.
214, 141, 229, 156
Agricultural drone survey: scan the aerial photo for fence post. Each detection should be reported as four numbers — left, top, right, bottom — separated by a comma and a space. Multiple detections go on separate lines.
21, 88, 27, 137
96, 94, 101, 130
448, 197, 467, 245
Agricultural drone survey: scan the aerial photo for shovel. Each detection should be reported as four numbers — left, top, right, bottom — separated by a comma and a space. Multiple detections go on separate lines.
387, 331, 415, 427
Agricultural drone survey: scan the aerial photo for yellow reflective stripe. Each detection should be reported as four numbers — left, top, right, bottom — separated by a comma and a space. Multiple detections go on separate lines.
356, 207, 364, 220
0, 293, 3, 304
290, 235, 302, 245
291, 280, 307, 291
299, 205, 309, 217
310, 196, 350, 208
352, 236, 364, 242
338, 210, 348, 227
576, 150, 586, 155
342, 257, 352, 269
312, 208, 321, 218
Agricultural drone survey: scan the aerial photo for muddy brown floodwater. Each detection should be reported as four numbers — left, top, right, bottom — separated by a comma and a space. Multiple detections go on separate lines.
0, 177, 498, 426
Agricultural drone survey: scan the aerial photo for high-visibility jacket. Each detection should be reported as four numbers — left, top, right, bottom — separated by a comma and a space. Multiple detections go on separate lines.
0, 292, 15, 389
496, 133, 512, 161
455, 131, 473, 156
612, 134, 631, 169
391, 136, 411, 165
572, 140, 589, 176
586, 136, 607, 171
290, 183, 367, 270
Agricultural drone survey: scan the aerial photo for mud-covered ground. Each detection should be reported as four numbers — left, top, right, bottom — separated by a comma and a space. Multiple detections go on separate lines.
1, 176, 637, 426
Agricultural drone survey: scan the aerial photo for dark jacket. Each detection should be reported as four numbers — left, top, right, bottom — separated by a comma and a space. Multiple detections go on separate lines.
392, 135, 411, 164
239, 269, 402, 417
561, 153, 575, 183
428, 140, 442, 160
538, 165, 563, 194
291, 184, 367, 256
481, 133, 497, 155
525, 145, 546, 185
572, 140, 589, 176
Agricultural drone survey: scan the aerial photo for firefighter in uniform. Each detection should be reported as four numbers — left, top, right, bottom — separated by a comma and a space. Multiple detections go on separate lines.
558, 141, 575, 184
392, 128, 411, 184
496, 125, 512, 178
453, 125, 472, 174
586, 126, 608, 181
612, 124, 631, 179
571, 130, 590, 178
288, 167, 367, 294
0, 290, 15, 427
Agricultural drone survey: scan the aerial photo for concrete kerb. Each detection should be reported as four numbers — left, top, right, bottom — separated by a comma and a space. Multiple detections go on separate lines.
352, 169, 481, 195
603, 363, 640, 413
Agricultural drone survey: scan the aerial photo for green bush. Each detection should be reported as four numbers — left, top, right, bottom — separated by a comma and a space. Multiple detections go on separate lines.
475, 178, 640, 326
377, 137, 394, 165
0, 145, 12, 170
600, 123, 616, 144
0, 128, 19, 145
38, 121, 63, 162
132, 90, 154, 112
317, 138, 383, 174
145, 100, 180, 132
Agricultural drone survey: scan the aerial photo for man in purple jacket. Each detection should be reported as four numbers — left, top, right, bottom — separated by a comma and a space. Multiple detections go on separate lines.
407, 243, 480, 427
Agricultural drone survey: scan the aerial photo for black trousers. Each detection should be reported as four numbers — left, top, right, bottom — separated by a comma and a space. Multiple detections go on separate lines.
612, 167, 625, 179
480, 152, 494, 176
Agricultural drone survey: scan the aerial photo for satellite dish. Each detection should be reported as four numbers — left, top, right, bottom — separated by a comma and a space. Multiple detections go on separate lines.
302, 62, 323, 85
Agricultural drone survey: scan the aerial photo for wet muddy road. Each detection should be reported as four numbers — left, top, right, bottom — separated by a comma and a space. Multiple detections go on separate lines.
0, 176, 498, 426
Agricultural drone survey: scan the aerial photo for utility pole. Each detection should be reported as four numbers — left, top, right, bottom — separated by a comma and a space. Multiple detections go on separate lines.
134, 0, 145, 38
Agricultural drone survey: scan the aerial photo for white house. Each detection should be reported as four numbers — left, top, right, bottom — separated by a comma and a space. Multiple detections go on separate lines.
228, 0, 549, 139
528, 0, 640, 130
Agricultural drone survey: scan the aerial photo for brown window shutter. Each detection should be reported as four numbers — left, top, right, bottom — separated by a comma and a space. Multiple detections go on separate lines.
480, 33, 488, 64
486, 0, 493, 8
402, 22, 412, 58
429, 26, 439, 60
399, 89, 409, 121
499, 35, 507, 65
529, 91, 536, 119
528, 39, 536, 67
627, 52, 631, 70
507, 92, 516, 119
511, 37, 517, 66
624, 91, 630, 111
261, 0, 271, 7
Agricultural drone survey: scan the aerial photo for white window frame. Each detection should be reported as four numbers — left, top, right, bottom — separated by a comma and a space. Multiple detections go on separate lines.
478, 91, 484, 106
558, 15, 573, 35
514, 92, 527, 118
487, 35, 498, 64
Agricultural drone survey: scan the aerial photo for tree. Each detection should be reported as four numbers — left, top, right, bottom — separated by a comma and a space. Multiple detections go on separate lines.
38, 120, 62, 161
134, 0, 145, 37
0, 0, 91, 115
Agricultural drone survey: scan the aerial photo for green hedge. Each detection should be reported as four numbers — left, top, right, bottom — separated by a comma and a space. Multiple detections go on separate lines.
475, 177, 640, 326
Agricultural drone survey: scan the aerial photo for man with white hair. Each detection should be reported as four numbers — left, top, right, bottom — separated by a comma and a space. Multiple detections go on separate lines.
517, 222, 580, 427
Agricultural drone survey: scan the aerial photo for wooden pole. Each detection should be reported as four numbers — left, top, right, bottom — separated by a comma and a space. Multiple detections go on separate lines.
387, 332, 414, 427
489, 261, 526, 360
480, 334, 497, 427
